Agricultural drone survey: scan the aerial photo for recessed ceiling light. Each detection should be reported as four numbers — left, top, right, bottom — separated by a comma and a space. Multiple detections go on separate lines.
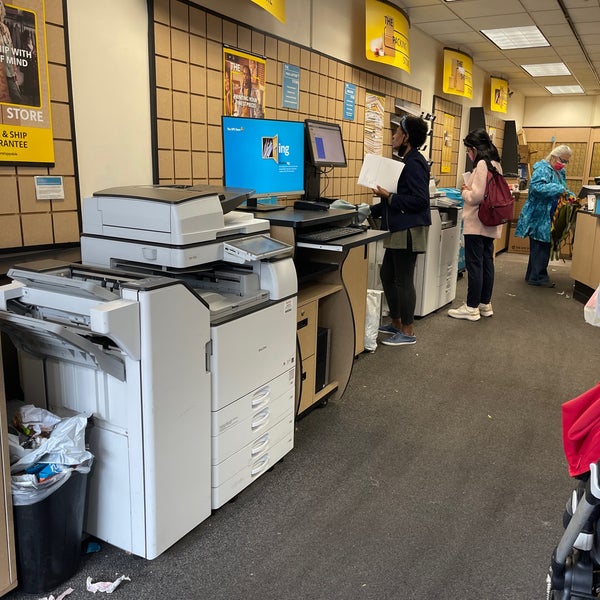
521, 63, 571, 77
481, 26, 549, 50
545, 85, 584, 94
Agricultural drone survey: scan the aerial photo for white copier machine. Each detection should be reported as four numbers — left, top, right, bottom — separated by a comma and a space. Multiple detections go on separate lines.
0, 185, 297, 559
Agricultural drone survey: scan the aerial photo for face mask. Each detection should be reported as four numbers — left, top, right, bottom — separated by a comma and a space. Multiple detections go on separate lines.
553, 161, 565, 171
397, 143, 408, 156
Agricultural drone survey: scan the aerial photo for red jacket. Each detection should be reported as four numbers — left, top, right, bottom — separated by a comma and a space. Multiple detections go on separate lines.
563, 382, 600, 477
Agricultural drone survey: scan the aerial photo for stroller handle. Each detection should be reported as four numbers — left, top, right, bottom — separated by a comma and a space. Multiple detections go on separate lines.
555, 461, 600, 565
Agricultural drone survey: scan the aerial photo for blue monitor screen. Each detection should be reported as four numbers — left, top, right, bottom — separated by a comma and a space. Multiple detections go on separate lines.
222, 116, 305, 200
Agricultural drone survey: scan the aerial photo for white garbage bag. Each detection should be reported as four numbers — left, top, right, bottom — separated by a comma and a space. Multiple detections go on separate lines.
364, 289, 383, 352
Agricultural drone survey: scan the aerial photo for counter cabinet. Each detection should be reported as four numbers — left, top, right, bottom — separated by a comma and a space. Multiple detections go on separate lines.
265, 208, 386, 417
296, 282, 343, 415
571, 210, 600, 300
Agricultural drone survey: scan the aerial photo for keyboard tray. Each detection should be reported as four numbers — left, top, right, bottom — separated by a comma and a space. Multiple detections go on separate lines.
296, 226, 364, 243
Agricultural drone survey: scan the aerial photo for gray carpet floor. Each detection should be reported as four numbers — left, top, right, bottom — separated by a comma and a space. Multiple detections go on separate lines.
5, 252, 600, 600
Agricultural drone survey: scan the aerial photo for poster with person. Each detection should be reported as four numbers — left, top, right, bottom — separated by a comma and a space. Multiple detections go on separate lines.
223, 47, 266, 119
0, 0, 53, 164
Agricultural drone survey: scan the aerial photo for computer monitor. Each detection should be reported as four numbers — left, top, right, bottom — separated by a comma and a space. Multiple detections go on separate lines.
578, 185, 600, 199
304, 120, 347, 201
304, 119, 347, 168
222, 116, 305, 210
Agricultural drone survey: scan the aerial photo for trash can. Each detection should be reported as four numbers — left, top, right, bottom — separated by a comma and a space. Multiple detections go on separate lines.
8, 407, 94, 595
13, 469, 89, 594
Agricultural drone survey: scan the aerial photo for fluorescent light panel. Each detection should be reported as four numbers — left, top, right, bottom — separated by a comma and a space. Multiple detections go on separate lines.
481, 26, 549, 50
545, 85, 584, 94
521, 63, 571, 77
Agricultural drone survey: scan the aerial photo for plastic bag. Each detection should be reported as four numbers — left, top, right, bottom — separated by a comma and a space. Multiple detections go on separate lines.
10, 407, 94, 505
10, 410, 93, 474
364, 289, 383, 352
584, 285, 600, 327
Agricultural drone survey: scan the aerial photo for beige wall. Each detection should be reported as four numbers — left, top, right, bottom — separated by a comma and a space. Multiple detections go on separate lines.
524, 96, 600, 128
66, 0, 152, 200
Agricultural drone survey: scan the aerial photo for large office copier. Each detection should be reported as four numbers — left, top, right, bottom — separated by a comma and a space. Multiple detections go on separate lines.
0, 185, 298, 559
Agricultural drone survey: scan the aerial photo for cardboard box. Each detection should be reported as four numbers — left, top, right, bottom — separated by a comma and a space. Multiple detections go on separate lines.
494, 222, 509, 255
518, 144, 529, 163
513, 189, 527, 220
508, 221, 529, 254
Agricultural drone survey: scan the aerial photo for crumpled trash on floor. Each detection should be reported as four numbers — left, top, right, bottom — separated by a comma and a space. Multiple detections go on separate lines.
39, 587, 74, 600
86, 575, 131, 594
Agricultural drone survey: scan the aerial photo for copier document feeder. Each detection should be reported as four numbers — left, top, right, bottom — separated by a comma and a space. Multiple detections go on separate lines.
0, 185, 298, 559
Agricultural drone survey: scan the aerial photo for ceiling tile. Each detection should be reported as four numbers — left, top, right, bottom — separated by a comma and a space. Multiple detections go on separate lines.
395, 0, 600, 97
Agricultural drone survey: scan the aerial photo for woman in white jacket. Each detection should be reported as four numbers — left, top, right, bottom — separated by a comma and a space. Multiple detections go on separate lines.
448, 129, 503, 321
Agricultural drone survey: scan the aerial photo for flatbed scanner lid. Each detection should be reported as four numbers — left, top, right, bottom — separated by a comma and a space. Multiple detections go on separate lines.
93, 184, 253, 214
84, 184, 268, 247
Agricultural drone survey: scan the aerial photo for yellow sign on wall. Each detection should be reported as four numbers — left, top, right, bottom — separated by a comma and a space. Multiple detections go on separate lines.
251, 0, 285, 24
490, 77, 508, 113
365, 0, 410, 73
442, 48, 473, 99
0, 0, 54, 165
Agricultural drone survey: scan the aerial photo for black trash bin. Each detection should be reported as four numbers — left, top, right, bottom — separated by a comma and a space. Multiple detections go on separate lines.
13, 469, 88, 594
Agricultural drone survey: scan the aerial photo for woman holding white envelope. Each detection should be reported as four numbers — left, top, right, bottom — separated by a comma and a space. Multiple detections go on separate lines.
370, 115, 431, 347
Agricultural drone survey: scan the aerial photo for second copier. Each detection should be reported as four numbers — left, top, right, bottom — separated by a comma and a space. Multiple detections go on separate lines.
0, 185, 298, 559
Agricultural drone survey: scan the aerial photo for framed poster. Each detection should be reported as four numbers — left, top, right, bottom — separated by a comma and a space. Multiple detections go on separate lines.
223, 47, 266, 119
0, 0, 53, 165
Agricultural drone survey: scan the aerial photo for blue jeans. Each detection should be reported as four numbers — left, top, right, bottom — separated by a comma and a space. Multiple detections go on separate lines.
464, 234, 495, 308
525, 238, 551, 284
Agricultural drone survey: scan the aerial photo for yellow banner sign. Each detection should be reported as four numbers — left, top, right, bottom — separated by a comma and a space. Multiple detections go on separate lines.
0, 0, 53, 164
442, 48, 473, 99
251, 0, 285, 24
490, 77, 508, 113
365, 0, 410, 73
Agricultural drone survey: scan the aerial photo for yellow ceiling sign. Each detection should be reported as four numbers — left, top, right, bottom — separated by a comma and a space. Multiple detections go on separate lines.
365, 0, 410, 73
490, 77, 508, 113
442, 48, 473, 99
251, 0, 285, 24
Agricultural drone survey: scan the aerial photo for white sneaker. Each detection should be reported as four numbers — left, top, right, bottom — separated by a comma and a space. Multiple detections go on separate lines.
448, 304, 480, 321
478, 303, 493, 317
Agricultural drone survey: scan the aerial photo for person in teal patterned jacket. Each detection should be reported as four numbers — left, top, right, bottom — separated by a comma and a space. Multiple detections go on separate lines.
515, 145, 573, 287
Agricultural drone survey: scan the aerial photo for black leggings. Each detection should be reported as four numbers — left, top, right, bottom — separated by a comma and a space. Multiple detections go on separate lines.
380, 247, 418, 326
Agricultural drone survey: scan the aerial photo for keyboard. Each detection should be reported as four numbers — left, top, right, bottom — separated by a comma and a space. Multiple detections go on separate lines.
296, 226, 365, 243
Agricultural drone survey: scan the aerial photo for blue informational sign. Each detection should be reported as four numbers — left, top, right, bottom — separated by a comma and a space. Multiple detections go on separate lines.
344, 82, 356, 120
282, 64, 300, 110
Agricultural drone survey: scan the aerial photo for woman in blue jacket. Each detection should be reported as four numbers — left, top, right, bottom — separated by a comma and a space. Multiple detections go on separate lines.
370, 115, 431, 346
515, 144, 572, 287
